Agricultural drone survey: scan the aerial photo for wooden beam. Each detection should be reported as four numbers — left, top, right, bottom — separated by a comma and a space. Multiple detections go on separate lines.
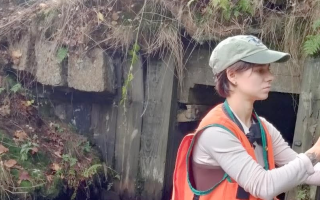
286, 59, 320, 200
316, 186, 320, 200
91, 102, 117, 166
139, 54, 176, 200
162, 76, 179, 200
114, 56, 144, 199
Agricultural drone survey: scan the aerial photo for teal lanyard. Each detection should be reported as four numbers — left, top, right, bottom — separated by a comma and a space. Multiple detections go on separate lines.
223, 100, 269, 170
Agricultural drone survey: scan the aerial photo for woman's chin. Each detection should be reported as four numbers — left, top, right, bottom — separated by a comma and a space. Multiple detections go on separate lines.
252, 93, 269, 101
257, 94, 269, 100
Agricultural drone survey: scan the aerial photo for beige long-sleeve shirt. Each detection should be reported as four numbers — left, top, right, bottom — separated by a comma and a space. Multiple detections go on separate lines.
193, 115, 320, 200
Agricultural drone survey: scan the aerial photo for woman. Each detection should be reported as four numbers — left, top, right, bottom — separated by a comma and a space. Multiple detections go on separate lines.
172, 35, 320, 200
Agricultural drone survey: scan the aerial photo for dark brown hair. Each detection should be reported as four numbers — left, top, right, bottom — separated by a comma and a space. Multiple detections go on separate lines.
215, 61, 255, 98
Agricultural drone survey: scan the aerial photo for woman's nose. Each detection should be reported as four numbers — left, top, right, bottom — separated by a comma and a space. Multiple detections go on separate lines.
266, 71, 274, 82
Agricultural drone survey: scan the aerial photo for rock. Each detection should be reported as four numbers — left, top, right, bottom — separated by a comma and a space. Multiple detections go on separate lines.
68, 48, 115, 93
54, 104, 67, 121
9, 31, 36, 74
35, 40, 67, 86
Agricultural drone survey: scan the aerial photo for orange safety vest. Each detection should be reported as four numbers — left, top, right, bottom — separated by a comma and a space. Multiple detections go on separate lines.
172, 102, 277, 200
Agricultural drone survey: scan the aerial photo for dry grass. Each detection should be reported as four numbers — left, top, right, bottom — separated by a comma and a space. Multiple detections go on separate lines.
0, 160, 13, 200
103, 25, 135, 53
0, 0, 319, 86
143, 22, 184, 85
279, 0, 316, 73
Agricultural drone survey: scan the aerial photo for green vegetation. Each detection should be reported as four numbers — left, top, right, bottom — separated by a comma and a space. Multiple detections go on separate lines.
304, 19, 320, 56
0, 76, 118, 199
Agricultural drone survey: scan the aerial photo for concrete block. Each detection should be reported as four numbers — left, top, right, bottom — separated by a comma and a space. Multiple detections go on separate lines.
68, 48, 115, 93
9, 32, 36, 74
35, 40, 66, 86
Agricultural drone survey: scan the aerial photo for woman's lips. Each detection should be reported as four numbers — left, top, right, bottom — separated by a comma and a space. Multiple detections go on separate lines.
262, 86, 271, 90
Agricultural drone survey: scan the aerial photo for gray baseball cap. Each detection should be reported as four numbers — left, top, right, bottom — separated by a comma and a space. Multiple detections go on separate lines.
209, 35, 291, 75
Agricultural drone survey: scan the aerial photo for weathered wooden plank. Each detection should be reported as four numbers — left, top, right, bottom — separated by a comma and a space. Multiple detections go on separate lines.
139, 54, 176, 200
291, 59, 320, 155
91, 102, 117, 165
316, 186, 320, 200
162, 76, 179, 200
270, 75, 301, 94
271, 61, 301, 76
286, 59, 320, 200
114, 56, 144, 199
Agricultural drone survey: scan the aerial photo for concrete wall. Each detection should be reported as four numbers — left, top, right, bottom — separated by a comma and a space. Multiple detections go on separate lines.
9, 32, 116, 93
37, 54, 178, 200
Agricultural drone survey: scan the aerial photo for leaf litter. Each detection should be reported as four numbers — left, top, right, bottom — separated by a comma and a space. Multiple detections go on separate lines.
0, 92, 106, 199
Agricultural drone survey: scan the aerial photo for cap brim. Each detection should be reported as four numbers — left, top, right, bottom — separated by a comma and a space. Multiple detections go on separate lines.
241, 49, 291, 64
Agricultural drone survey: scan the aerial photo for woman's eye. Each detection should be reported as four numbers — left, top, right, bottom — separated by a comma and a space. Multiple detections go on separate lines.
255, 67, 270, 74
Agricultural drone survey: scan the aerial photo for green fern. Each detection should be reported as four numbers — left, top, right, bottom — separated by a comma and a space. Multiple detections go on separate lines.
237, 0, 254, 15
83, 164, 102, 178
303, 19, 320, 56
312, 19, 320, 31
219, 0, 230, 11
210, 0, 253, 20
218, 0, 231, 20
303, 35, 320, 56
10, 83, 22, 93
210, 0, 230, 10
210, 0, 220, 8
120, 43, 139, 105
210, 0, 228, 19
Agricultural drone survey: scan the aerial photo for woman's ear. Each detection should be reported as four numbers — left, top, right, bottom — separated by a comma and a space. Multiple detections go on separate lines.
226, 69, 237, 85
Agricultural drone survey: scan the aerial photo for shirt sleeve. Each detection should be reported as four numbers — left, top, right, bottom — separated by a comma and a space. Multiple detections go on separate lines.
197, 127, 315, 199
260, 117, 320, 186
260, 117, 297, 166
305, 163, 320, 185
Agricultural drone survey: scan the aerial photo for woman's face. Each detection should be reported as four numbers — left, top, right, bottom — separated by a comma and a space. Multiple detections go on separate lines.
228, 64, 274, 101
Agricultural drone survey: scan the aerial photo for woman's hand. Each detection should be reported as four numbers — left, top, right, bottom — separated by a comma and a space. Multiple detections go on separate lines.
305, 137, 320, 166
